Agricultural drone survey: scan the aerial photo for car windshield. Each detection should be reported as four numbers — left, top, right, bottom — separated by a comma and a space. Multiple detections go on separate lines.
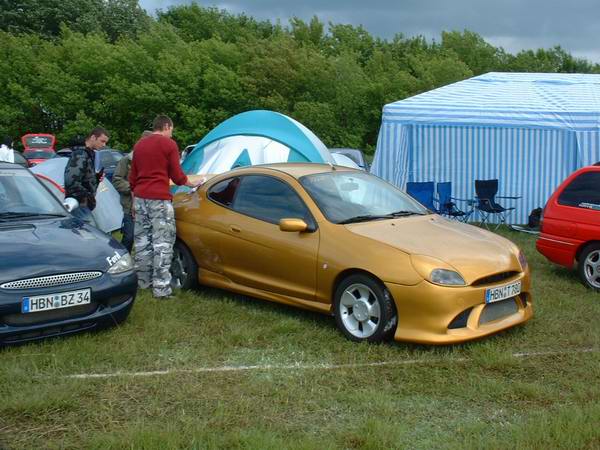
24, 151, 54, 159
0, 168, 67, 217
300, 171, 428, 224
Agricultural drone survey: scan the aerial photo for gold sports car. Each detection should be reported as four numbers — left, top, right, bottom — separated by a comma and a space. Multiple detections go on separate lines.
172, 164, 532, 344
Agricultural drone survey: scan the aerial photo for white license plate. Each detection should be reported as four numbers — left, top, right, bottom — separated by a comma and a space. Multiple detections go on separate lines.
22, 288, 91, 313
485, 281, 521, 304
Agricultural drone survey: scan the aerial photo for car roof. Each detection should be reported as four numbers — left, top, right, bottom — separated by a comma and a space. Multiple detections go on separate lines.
330, 148, 364, 154
225, 162, 361, 179
573, 164, 600, 174
0, 161, 28, 170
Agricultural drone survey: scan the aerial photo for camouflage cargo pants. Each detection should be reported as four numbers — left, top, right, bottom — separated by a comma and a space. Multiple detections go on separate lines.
133, 198, 176, 297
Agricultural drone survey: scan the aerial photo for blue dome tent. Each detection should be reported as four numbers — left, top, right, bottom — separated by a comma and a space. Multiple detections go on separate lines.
181, 110, 334, 176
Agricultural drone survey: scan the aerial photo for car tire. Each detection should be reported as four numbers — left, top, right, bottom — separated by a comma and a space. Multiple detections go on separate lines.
333, 274, 397, 342
171, 240, 198, 290
578, 243, 600, 292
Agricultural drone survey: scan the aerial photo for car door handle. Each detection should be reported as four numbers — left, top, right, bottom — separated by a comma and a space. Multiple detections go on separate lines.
230, 225, 241, 233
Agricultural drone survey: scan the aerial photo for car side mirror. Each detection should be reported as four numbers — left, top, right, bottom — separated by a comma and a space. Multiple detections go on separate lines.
279, 218, 308, 232
63, 197, 79, 212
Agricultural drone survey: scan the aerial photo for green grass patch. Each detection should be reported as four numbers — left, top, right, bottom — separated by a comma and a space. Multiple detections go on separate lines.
1, 229, 599, 449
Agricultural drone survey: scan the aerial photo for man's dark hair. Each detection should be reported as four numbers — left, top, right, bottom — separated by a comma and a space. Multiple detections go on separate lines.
152, 115, 173, 131
1, 136, 12, 147
87, 127, 109, 139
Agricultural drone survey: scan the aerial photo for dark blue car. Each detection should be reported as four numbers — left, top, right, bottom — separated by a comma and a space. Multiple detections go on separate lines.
94, 149, 124, 181
0, 162, 137, 345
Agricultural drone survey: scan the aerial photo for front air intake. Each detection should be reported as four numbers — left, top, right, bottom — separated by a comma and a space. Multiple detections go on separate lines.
0, 272, 102, 290
471, 271, 519, 286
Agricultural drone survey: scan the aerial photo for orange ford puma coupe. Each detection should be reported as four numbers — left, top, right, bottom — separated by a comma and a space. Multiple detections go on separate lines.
172, 164, 532, 344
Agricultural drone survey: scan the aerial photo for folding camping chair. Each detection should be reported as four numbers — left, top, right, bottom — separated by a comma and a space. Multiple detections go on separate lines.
406, 181, 436, 211
474, 179, 521, 229
436, 182, 473, 222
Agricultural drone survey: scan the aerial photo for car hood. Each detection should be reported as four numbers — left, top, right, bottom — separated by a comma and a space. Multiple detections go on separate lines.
0, 217, 126, 284
346, 215, 520, 283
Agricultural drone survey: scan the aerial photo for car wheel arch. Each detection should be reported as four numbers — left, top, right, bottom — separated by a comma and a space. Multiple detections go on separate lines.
172, 239, 199, 290
331, 268, 387, 305
576, 241, 600, 291
575, 240, 600, 262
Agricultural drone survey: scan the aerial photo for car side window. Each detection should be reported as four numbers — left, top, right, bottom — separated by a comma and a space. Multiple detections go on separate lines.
558, 172, 600, 210
233, 175, 310, 225
100, 152, 115, 167
208, 177, 240, 208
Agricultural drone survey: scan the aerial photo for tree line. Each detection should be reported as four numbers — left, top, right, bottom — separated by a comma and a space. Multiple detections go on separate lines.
1, 0, 598, 153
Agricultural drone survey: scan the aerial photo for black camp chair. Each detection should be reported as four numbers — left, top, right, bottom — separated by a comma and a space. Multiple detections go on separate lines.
436, 182, 473, 222
474, 179, 521, 229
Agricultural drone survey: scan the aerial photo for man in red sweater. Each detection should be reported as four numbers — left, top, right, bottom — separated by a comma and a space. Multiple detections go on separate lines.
129, 115, 197, 298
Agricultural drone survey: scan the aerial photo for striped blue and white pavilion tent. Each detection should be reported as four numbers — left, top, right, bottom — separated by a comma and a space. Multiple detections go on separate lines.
371, 72, 600, 224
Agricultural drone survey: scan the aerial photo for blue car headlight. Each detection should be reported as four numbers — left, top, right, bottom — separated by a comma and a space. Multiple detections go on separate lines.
518, 250, 528, 270
107, 253, 134, 274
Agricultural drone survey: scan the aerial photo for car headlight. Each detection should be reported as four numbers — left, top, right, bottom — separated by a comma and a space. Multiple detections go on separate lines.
518, 250, 528, 270
107, 253, 134, 274
410, 254, 466, 286
430, 269, 466, 286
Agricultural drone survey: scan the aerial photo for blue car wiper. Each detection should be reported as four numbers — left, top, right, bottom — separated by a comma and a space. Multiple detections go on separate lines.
0, 212, 67, 221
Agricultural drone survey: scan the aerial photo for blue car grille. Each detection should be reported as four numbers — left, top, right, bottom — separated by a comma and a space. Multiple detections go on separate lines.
0, 272, 103, 290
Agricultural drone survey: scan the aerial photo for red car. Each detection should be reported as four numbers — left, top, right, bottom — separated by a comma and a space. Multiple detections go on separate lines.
21, 133, 56, 167
536, 164, 600, 291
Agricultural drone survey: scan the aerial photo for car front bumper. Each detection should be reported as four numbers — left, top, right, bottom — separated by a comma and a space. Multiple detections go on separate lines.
385, 270, 533, 345
0, 271, 137, 345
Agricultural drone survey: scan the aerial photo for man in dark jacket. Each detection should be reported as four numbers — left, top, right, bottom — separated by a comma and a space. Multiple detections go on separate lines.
64, 128, 109, 225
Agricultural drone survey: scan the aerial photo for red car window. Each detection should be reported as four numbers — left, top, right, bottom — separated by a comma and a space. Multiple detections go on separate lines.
558, 171, 600, 209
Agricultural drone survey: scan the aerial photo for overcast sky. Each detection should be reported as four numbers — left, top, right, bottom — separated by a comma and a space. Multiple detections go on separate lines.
139, 0, 600, 63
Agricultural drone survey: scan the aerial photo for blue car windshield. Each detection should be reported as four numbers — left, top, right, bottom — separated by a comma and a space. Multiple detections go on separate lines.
299, 171, 427, 224
0, 169, 66, 216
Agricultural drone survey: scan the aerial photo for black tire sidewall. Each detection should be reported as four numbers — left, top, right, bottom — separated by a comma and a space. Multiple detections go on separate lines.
578, 243, 600, 292
334, 274, 397, 342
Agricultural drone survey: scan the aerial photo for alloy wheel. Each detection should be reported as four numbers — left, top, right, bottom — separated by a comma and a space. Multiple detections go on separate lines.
171, 247, 188, 289
583, 249, 600, 289
339, 283, 382, 339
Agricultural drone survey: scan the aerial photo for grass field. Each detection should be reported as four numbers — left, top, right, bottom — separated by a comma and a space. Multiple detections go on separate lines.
1, 229, 599, 449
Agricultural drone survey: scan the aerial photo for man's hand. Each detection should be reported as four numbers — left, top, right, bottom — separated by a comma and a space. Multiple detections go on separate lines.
185, 176, 206, 188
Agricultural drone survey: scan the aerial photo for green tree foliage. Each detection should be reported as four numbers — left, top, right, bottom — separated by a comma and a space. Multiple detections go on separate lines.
441, 30, 507, 75
507, 46, 599, 73
157, 3, 277, 43
0, 0, 150, 41
1, 1, 599, 153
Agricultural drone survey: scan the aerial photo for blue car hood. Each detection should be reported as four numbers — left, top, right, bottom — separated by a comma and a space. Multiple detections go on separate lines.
0, 217, 127, 284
